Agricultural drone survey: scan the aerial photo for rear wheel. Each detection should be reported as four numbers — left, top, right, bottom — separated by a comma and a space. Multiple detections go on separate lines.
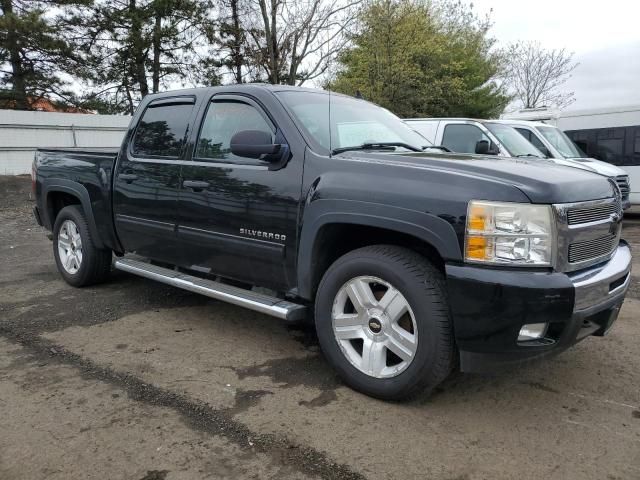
53, 205, 112, 287
315, 245, 454, 400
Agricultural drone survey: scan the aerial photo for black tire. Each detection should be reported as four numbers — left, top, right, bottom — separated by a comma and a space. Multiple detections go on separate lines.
52, 205, 112, 287
314, 245, 454, 400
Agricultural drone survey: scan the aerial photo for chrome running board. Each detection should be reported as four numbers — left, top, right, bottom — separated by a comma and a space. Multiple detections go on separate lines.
114, 257, 307, 322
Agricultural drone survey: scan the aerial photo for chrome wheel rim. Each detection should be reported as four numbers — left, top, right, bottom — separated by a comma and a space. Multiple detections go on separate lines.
58, 220, 83, 274
331, 276, 418, 378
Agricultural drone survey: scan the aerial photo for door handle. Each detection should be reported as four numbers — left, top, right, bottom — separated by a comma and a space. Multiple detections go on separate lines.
183, 180, 210, 190
119, 173, 138, 183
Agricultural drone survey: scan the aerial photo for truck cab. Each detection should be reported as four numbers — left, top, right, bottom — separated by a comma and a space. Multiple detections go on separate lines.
404, 118, 545, 158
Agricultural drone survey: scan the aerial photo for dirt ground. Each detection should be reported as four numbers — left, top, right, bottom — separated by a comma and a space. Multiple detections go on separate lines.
1, 175, 639, 480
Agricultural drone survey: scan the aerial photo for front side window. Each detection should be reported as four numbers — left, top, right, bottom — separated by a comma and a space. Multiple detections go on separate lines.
132, 101, 194, 157
442, 124, 491, 154
195, 100, 274, 162
516, 128, 548, 153
484, 123, 543, 157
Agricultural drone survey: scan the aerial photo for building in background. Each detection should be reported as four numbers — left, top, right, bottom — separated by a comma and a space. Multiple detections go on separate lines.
0, 110, 130, 175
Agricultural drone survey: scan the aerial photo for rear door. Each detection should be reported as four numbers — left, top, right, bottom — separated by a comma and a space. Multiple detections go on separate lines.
113, 96, 196, 264
177, 93, 303, 290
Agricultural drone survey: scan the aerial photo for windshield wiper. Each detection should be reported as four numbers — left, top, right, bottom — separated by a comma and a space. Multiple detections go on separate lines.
331, 142, 422, 155
516, 154, 541, 158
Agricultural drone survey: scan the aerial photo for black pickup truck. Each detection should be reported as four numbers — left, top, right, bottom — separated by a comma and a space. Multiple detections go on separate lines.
32, 84, 632, 400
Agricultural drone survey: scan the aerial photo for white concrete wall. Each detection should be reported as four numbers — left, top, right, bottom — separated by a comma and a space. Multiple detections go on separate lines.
0, 110, 130, 175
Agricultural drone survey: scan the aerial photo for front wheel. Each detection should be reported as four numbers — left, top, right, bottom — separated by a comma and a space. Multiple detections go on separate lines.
315, 245, 454, 400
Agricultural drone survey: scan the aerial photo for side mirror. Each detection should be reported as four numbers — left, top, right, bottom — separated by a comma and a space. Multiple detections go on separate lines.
475, 139, 490, 155
230, 130, 281, 160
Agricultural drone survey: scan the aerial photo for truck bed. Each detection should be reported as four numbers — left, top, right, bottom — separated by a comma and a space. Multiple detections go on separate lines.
34, 147, 121, 252
37, 147, 119, 156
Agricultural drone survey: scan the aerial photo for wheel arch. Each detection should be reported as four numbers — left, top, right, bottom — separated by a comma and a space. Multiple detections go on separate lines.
296, 202, 462, 300
44, 180, 105, 249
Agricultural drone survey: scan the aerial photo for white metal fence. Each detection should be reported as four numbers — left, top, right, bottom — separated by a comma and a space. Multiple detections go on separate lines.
0, 109, 130, 175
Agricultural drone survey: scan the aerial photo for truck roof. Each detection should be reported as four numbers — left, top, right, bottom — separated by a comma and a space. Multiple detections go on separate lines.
144, 83, 351, 100
404, 117, 505, 124
490, 119, 552, 128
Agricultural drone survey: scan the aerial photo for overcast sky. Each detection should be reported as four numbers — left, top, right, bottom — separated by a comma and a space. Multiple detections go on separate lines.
470, 0, 640, 110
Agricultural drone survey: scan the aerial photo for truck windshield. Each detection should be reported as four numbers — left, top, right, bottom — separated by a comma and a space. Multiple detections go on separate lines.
536, 125, 585, 158
484, 123, 544, 158
275, 91, 427, 153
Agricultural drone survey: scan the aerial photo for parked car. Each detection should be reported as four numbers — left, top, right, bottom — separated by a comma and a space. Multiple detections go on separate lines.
404, 118, 545, 158
497, 119, 631, 209
32, 85, 631, 400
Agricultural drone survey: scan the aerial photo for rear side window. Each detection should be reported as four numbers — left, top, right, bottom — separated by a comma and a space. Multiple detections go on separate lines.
442, 124, 489, 153
132, 100, 194, 158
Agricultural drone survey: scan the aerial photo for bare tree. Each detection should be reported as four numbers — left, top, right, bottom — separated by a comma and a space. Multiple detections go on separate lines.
502, 41, 578, 109
242, 0, 362, 85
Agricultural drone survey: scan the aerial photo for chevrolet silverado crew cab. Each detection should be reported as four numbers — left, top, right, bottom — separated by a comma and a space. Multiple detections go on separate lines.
406, 117, 631, 208
33, 85, 632, 400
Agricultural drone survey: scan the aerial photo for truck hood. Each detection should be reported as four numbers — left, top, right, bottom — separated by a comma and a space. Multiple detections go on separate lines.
357, 151, 616, 204
552, 157, 627, 177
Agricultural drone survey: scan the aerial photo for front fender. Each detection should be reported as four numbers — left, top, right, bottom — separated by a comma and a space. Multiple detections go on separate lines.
297, 199, 462, 299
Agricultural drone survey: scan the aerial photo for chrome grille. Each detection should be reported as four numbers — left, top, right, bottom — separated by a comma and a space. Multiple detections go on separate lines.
554, 197, 622, 272
615, 175, 630, 201
568, 234, 618, 264
567, 202, 620, 225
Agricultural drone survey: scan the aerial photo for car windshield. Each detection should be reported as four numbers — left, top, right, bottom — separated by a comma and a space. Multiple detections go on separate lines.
484, 123, 544, 157
536, 125, 585, 158
275, 91, 428, 153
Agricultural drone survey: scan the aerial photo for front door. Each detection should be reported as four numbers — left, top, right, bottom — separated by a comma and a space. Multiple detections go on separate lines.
178, 94, 302, 290
113, 96, 196, 264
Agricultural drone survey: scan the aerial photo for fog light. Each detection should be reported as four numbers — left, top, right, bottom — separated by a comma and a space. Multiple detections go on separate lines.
518, 323, 548, 342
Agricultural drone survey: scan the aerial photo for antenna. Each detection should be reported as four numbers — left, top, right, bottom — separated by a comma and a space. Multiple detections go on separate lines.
327, 28, 333, 158
328, 85, 332, 157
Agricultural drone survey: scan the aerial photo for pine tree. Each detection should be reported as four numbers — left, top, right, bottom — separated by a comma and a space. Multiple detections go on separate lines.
0, 0, 89, 109
73, 0, 211, 114
331, 0, 509, 118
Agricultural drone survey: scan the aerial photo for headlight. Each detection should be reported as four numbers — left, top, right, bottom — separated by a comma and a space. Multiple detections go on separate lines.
465, 200, 554, 266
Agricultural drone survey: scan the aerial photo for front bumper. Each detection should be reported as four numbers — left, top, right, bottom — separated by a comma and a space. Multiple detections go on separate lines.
446, 241, 631, 372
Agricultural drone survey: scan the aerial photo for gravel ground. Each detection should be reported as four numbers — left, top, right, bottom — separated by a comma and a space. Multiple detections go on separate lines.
1, 175, 639, 480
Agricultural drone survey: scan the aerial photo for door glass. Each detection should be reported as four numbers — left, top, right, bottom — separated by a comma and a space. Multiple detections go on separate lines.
516, 128, 549, 155
441, 124, 490, 153
528, 133, 547, 152
132, 102, 194, 158
195, 100, 274, 163
515, 128, 532, 141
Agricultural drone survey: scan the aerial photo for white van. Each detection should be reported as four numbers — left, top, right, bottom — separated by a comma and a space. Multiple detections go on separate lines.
406, 118, 631, 208
497, 119, 631, 207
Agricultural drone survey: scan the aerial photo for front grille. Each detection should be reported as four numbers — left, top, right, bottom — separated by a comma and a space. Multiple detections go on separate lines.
567, 202, 621, 225
615, 175, 630, 201
568, 234, 618, 264
555, 197, 622, 272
